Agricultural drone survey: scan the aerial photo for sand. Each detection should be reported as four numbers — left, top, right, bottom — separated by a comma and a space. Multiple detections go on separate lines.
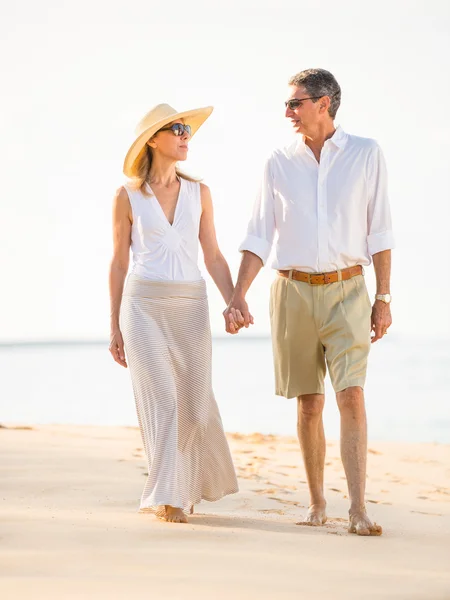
1, 424, 450, 600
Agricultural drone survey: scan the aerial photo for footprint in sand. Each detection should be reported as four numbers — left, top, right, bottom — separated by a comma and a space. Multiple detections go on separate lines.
269, 497, 303, 507
258, 509, 286, 515
241, 473, 263, 481
329, 488, 342, 493
368, 449, 383, 455
278, 484, 298, 492
367, 499, 379, 504
425, 488, 450, 500
411, 510, 443, 516
252, 488, 277, 495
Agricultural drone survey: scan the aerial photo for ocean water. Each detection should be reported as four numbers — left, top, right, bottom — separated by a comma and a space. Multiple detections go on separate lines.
0, 335, 449, 443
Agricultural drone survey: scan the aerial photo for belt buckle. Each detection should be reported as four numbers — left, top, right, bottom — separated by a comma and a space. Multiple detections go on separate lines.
309, 272, 324, 285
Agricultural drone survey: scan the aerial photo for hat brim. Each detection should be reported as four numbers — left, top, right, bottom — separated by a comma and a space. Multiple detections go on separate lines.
123, 106, 214, 177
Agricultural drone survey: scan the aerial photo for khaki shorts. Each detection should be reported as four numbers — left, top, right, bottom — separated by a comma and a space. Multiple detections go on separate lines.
270, 274, 372, 398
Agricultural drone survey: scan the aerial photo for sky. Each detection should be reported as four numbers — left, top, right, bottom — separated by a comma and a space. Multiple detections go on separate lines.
0, 0, 449, 341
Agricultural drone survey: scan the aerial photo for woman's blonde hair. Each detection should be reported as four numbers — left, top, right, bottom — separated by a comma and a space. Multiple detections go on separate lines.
127, 141, 200, 194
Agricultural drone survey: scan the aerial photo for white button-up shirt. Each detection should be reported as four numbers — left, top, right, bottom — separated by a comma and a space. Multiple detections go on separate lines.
239, 126, 395, 272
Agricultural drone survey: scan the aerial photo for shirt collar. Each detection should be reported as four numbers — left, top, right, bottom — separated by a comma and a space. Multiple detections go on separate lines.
328, 125, 347, 149
295, 125, 347, 153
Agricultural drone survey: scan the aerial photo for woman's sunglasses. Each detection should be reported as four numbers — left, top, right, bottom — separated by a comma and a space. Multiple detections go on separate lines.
158, 123, 192, 137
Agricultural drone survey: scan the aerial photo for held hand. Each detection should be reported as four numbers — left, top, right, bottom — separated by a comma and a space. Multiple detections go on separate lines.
371, 300, 392, 343
223, 296, 254, 335
109, 328, 127, 367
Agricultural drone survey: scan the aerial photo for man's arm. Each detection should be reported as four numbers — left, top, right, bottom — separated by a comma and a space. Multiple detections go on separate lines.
223, 251, 263, 333
371, 249, 392, 343
366, 143, 394, 343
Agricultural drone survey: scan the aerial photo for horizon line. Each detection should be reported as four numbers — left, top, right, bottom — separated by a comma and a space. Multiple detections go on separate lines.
0, 335, 272, 348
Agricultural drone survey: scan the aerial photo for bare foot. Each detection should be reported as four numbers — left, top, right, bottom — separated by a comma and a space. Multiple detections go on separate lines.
296, 504, 327, 526
348, 509, 382, 536
158, 506, 188, 523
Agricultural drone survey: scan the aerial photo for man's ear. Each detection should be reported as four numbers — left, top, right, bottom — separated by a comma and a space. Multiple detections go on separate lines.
320, 96, 331, 113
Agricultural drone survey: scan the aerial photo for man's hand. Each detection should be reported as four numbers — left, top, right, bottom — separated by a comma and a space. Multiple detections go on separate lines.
371, 300, 392, 343
223, 295, 254, 334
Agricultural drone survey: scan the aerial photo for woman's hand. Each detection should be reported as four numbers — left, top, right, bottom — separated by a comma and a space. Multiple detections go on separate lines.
109, 328, 127, 367
223, 295, 254, 334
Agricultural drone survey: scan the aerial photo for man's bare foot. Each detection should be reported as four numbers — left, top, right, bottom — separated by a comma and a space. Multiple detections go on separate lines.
158, 506, 188, 523
296, 504, 327, 526
349, 509, 382, 536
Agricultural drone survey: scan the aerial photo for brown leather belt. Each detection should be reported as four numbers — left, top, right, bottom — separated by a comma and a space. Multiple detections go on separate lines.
278, 265, 363, 285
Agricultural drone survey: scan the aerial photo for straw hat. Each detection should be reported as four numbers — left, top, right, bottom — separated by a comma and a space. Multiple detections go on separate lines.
123, 103, 214, 177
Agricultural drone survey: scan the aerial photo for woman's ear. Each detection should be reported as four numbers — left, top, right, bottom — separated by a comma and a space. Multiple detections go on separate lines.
147, 138, 157, 149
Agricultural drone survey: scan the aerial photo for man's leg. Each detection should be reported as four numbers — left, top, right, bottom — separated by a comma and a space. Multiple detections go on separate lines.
296, 393, 327, 525
336, 386, 382, 536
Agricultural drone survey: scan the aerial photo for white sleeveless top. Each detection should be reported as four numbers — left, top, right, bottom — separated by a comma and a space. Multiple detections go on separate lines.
124, 178, 203, 281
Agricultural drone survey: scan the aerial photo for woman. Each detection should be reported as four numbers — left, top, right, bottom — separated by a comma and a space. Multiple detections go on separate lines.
109, 103, 240, 523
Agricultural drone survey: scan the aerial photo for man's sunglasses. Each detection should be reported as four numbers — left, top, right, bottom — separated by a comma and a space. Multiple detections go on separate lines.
285, 92, 339, 111
284, 96, 325, 110
158, 123, 192, 137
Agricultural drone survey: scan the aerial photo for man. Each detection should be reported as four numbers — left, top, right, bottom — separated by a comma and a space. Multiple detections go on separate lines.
225, 68, 394, 536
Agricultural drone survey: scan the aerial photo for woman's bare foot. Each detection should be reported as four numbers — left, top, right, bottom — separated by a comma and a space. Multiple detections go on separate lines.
156, 506, 188, 523
348, 509, 382, 536
296, 503, 327, 526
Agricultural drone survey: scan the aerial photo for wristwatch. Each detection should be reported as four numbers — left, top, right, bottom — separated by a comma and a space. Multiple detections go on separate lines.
375, 294, 391, 304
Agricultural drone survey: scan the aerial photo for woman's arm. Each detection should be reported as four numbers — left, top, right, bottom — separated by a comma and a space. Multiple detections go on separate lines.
198, 183, 235, 306
109, 187, 132, 367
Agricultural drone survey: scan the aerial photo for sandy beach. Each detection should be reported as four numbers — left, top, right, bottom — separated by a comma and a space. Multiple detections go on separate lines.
2, 424, 449, 600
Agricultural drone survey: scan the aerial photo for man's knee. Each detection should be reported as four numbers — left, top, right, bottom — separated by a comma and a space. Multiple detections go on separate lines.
336, 386, 365, 415
297, 394, 325, 420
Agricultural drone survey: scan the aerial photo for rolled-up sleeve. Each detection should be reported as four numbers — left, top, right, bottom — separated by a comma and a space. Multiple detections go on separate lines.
238, 159, 276, 265
367, 144, 395, 255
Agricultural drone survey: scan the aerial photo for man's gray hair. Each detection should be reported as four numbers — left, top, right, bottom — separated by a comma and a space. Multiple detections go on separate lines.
289, 68, 341, 119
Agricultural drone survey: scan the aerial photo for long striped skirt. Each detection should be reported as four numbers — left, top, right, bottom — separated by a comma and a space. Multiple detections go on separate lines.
120, 275, 238, 511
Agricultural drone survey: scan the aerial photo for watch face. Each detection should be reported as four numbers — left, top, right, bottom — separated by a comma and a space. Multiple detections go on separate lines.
384, 294, 391, 303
